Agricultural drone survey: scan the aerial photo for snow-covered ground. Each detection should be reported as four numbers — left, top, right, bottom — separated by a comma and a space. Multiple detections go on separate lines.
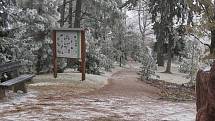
155, 63, 190, 84
0, 64, 196, 121
30, 72, 108, 91
0, 92, 196, 121
0, 72, 110, 121
124, 61, 190, 84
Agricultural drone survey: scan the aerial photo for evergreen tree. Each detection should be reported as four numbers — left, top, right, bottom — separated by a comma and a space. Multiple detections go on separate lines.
149, 0, 188, 73
0, 0, 19, 63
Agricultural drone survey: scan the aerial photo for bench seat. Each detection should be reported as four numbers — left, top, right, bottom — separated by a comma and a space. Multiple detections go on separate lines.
0, 74, 35, 87
0, 74, 35, 98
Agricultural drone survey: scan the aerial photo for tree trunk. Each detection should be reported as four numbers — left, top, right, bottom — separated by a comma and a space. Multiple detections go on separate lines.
60, 0, 66, 27
74, 0, 82, 71
210, 30, 215, 55
68, 0, 73, 28
138, 4, 145, 43
156, 22, 165, 66
120, 57, 122, 67
196, 61, 215, 121
74, 0, 82, 28
196, 70, 209, 112
165, 37, 173, 73
157, 40, 164, 66
211, 0, 215, 55
190, 42, 195, 83
165, 55, 172, 73
36, 47, 43, 74
119, 34, 123, 67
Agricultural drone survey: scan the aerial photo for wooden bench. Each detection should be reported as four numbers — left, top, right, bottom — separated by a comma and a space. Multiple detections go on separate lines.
0, 61, 35, 99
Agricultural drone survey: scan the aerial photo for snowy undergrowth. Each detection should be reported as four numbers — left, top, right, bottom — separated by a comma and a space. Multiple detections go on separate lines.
123, 61, 191, 84
30, 72, 108, 91
153, 63, 190, 84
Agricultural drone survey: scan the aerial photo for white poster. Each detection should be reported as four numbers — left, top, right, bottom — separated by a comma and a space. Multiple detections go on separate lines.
56, 31, 81, 58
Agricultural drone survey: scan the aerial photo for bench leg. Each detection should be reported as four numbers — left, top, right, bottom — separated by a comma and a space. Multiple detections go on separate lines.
13, 83, 27, 93
0, 87, 5, 99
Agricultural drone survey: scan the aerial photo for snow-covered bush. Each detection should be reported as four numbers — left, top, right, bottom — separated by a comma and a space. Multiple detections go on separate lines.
0, 1, 18, 63
86, 46, 101, 75
139, 46, 158, 80
179, 59, 193, 73
179, 58, 199, 79
86, 48, 113, 75
86, 32, 113, 74
1, 0, 129, 75
178, 39, 201, 82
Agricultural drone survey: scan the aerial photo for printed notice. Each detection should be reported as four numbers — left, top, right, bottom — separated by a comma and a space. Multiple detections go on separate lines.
56, 31, 81, 58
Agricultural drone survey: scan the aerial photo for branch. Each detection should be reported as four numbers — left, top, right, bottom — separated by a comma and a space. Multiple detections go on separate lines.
189, 33, 210, 48
119, 0, 138, 9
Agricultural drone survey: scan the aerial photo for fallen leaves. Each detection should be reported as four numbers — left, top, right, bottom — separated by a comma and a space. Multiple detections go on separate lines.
143, 79, 195, 101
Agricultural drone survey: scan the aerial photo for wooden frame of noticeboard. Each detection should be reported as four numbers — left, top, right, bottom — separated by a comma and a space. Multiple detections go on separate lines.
52, 28, 86, 81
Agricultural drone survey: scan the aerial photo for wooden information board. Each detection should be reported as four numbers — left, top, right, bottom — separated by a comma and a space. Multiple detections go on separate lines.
52, 28, 86, 81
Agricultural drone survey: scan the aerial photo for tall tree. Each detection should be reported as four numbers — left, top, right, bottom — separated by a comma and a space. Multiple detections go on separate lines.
81, 0, 128, 72
13, 0, 61, 73
149, 0, 187, 73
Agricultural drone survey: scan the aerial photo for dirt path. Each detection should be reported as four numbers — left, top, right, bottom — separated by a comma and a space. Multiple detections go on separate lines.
86, 66, 160, 98
0, 63, 196, 121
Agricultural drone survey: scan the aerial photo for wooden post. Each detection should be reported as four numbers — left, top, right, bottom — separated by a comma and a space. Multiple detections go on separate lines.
0, 87, 5, 99
13, 83, 27, 93
52, 31, 57, 78
81, 30, 86, 81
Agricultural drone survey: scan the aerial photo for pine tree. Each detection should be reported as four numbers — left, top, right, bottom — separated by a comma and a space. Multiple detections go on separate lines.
149, 0, 188, 73
0, 0, 19, 63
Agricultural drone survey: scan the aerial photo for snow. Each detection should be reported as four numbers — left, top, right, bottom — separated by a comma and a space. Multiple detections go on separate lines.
30, 72, 108, 90
126, 61, 192, 84
154, 63, 190, 84
0, 66, 196, 121
202, 66, 211, 72
0, 72, 109, 121
0, 95, 196, 121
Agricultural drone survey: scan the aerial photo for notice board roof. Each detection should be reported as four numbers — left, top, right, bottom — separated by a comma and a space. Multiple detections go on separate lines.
53, 28, 84, 31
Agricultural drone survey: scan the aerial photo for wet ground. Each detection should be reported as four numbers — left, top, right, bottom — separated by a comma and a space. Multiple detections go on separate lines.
0, 64, 196, 121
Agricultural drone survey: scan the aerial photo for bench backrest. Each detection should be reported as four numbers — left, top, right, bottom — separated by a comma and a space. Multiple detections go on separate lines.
0, 61, 21, 75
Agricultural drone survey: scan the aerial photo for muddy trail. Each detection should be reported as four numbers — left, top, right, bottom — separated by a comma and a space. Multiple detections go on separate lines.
0, 64, 196, 121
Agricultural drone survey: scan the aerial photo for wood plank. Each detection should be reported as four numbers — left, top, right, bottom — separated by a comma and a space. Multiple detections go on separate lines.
0, 61, 21, 73
0, 74, 35, 87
